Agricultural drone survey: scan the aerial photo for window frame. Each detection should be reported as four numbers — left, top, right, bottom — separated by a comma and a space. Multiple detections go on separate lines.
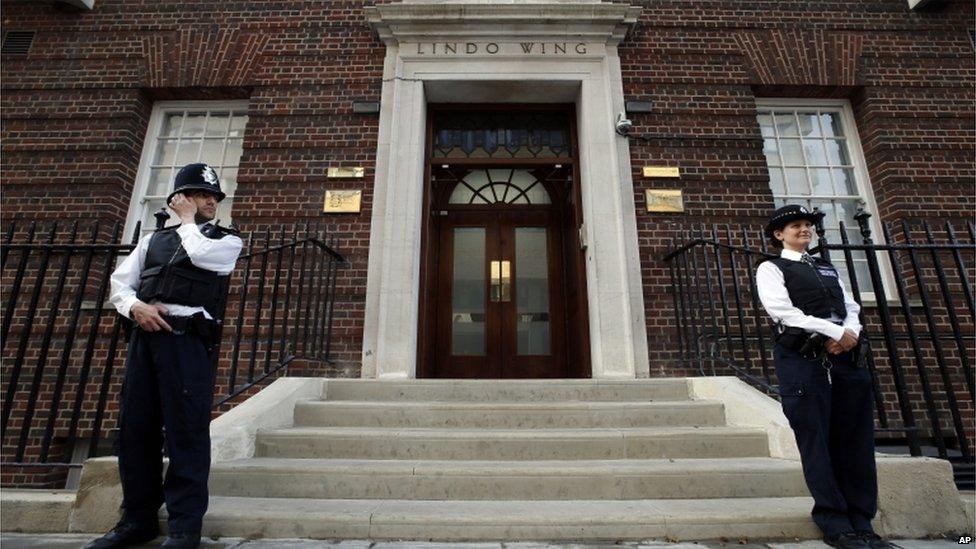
124, 100, 249, 240
756, 98, 895, 303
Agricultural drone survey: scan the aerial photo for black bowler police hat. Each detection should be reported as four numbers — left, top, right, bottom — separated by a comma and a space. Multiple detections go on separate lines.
168, 163, 226, 203
764, 204, 819, 240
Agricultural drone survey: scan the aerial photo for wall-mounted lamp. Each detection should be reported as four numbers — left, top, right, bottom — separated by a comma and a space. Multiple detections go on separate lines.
625, 100, 654, 113
353, 101, 381, 114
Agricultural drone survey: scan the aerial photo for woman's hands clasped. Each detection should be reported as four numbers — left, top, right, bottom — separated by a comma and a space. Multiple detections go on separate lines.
826, 328, 858, 355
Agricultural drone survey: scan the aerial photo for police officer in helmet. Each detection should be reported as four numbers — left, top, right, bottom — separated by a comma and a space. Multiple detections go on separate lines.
755, 205, 893, 549
88, 163, 243, 549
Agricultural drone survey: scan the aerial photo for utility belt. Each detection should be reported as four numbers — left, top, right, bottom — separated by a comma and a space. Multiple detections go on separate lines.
157, 313, 220, 349
776, 326, 828, 361
775, 324, 867, 368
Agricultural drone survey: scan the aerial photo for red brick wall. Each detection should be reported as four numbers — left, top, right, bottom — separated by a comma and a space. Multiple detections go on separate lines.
2, 0, 973, 485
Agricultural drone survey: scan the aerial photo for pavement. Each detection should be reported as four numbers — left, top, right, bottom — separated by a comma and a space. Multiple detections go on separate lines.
0, 535, 969, 549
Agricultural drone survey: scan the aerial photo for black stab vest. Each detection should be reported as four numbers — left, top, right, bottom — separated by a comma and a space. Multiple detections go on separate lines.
768, 256, 847, 320
135, 226, 231, 321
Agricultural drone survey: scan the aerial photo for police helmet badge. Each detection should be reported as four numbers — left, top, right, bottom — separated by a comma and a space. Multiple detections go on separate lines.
202, 165, 219, 188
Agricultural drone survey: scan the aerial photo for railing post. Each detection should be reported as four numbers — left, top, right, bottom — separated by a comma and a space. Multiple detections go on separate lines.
1, 221, 38, 349
41, 221, 101, 461
3, 222, 58, 442
324, 235, 340, 363
697, 224, 720, 375
725, 226, 750, 375
16, 222, 80, 462
743, 226, 772, 385
812, 206, 830, 262
667, 259, 685, 359
279, 224, 300, 355
81, 221, 127, 457
881, 222, 947, 458
902, 220, 970, 459
228, 234, 255, 395
247, 229, 271, 383
66, 222, 123, 460
854, 208, 921, 455
711, 225, 735, 360
922, 221, 975, 405
837, 221, 889, 429
264, 227, 286, 374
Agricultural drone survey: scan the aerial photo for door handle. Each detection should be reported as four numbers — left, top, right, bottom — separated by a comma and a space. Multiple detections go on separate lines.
490, 260, 512, 302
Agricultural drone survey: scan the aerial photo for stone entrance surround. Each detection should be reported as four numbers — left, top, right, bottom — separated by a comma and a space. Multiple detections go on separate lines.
361, 0, 651, 379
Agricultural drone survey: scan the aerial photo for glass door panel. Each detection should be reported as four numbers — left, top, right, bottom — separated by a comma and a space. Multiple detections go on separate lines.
451, 228, 486, 356
515, 227, 550, 355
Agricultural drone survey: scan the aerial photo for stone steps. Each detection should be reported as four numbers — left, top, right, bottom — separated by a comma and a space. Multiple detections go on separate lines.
320, 379, 691, 402
203, 378, 816, 541
254, 426, 770, 460
209, 457, 807, 500
201, 496, 821, 540
292, 400, 726, 428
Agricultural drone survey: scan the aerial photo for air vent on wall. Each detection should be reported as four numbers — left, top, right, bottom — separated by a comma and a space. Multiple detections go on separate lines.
2, 31, 35, 55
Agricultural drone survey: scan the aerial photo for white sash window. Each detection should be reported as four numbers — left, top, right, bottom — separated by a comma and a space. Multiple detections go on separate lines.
126, 101, 249, 239
757, 99, 887, 298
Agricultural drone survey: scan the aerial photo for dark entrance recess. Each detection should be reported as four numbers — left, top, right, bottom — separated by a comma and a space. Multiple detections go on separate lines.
417, 106, 591, 379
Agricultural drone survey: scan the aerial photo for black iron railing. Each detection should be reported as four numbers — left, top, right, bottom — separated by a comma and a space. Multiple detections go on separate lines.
664, 208, 974, 479
0, 216, 343, 483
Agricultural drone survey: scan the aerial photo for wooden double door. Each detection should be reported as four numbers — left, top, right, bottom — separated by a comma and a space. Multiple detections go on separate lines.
423, 166, 585, 379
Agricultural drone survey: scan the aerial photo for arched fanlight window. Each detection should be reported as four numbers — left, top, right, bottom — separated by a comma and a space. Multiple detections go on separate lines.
448, 169, 552, 205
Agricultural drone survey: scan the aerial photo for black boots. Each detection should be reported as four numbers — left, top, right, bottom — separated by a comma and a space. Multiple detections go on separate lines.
83, 520, 158, 549
160, 531, 201, 548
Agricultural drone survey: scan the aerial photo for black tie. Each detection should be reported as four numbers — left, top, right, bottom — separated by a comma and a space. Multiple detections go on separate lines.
801, 252, 816, 267
200, 223, 216, 237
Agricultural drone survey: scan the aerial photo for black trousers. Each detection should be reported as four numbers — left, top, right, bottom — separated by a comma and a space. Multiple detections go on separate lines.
117, 326, 213, 534
774, 343, 878, 538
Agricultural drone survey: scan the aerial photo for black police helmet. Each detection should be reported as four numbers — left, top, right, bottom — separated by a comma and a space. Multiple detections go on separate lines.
764, 204, 819, 241
168, 163, 226, 204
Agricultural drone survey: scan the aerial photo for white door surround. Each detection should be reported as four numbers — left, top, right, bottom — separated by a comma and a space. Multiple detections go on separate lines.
362, 0, 650, 380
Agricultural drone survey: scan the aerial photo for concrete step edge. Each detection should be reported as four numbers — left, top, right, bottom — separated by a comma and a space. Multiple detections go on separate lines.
213, 456, 798, 475
323, 379, 692, 386
257, 426, 766, 438
202, 496, 820, 540
297, 400, 723, 409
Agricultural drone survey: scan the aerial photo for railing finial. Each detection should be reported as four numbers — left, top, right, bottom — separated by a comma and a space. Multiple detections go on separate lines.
854, 206, 873, 243
153, 208, 171, 231
812, 206, 827, 241
811, 207, 830, 260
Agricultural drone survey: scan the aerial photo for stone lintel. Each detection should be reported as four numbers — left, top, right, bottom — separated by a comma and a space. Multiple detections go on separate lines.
366, 1, 640, 45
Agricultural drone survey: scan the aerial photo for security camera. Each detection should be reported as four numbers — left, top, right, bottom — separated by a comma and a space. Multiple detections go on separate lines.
615, 112, 633, 136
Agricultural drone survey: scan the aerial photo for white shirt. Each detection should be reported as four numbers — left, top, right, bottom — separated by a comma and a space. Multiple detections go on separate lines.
755, 248, 861, 342
110, 223, 243, 319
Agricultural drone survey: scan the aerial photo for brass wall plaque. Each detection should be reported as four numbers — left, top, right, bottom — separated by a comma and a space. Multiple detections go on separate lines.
645, 189, 684, 213
643, 166, 681, 178
323, 190, 362, 213
327, 167, 365, 178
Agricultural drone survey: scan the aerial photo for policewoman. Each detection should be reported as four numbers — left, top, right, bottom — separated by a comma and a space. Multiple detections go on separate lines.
88, 163, 243, 549
756, 205, 892, 549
